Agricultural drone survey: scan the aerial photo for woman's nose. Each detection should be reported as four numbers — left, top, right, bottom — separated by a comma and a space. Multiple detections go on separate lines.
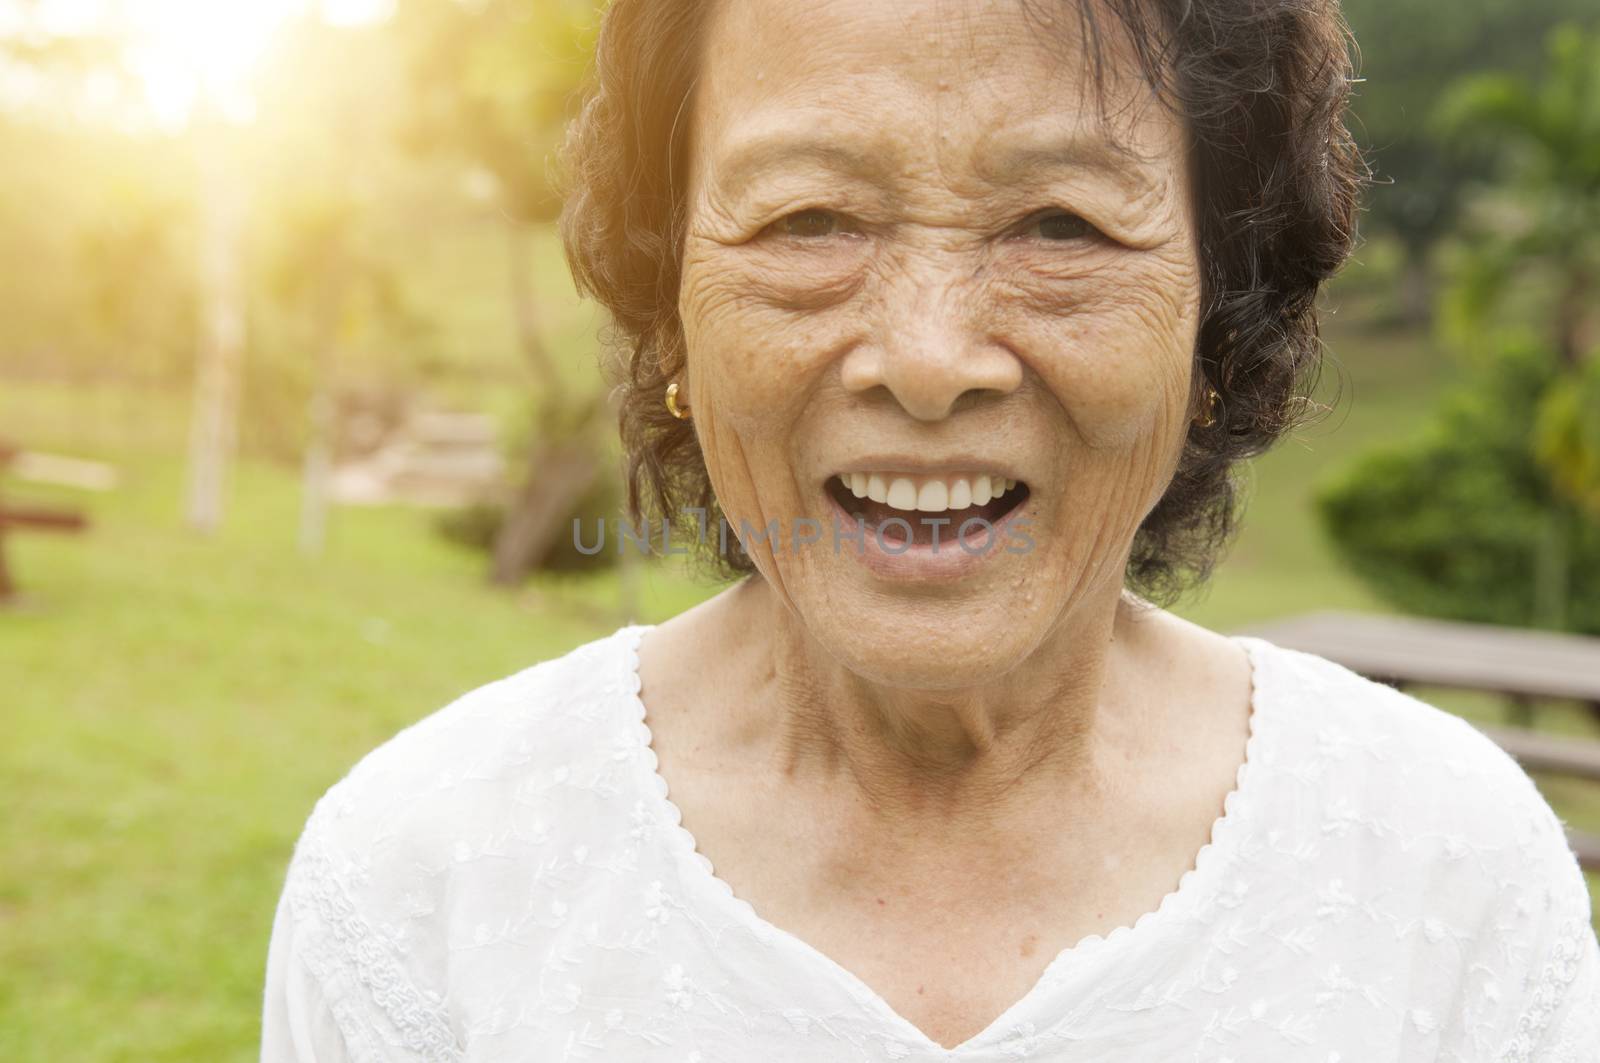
837, 270, 1024, 422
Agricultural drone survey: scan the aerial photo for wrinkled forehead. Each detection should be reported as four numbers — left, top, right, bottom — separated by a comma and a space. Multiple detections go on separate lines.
686, 0, 1179, 193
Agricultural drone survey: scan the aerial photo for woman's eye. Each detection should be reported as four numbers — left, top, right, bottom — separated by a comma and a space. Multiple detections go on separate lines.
763, 209, 860, 240
1024, 211, 1099, 242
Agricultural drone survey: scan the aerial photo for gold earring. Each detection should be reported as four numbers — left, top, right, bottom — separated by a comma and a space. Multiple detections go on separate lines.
1195, 385, 1220, 428
665, 381, 691, 421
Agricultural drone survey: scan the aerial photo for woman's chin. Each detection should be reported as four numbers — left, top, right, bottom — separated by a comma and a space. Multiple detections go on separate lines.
794, 587, 1056, 692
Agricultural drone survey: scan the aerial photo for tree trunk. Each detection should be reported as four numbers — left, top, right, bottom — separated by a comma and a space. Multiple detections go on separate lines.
489, 216, 598, 585
298, 387, 335, 556
298, 267, 345, 557
1533, 506, 1570, 631
185, 124, 245, 534
0, 522, 13, 603
1555, 267, 1595, 371
1397, 242, 1433, 328
489, 438, 601, 586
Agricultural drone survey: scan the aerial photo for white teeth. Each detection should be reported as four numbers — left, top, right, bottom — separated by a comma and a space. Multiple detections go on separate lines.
885, 477, 917, 511
915, 480, 948, 512
837, 471, 1023, 513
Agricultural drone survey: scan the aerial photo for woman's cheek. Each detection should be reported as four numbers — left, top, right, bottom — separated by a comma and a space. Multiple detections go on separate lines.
1003, 259, 1197, 448
679, 265, 832, 550
681, 254, 859, 435
997, 317, 1179, 449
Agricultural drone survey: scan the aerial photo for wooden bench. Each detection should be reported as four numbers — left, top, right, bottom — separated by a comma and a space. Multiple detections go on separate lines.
1235, 610, 1600, 871
0, 442, 99, 603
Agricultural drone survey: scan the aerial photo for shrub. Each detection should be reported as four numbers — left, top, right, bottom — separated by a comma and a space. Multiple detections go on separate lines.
1316, 342, 1600, 633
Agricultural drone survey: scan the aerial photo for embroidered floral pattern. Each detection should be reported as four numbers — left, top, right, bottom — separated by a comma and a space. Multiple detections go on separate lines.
261, 626, 1600, 1061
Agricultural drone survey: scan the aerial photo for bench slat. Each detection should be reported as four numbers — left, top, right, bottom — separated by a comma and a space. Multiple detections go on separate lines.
1478, 724, 1600, 782
1236, 611, 1600, 703
1565, 829, 1600, 873
0, 507, 89, 532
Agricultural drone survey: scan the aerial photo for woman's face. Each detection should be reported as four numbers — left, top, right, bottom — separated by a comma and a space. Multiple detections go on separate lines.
678, 0, 1201, 688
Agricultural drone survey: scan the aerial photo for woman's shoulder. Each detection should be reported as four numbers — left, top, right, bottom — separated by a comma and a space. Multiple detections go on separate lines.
1237, 635, 1598, 1054
282, 623, 648, 895
263, 624, 656, 1055
1242, 633, 1572, 849
1237, 633, 1596, 932
319, 625, 641, 813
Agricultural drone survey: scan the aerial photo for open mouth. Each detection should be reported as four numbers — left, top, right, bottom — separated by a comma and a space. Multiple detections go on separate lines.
825, 472, 1031, 548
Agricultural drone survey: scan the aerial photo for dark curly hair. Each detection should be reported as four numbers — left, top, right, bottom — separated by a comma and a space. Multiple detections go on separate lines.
558, 0, 1367, 603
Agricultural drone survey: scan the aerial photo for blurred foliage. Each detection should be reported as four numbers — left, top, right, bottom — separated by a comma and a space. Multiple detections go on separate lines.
382, 0, 613, 584
74, 173, 197, 384
1319, 25, 1600, 633
393, 0, 598, 226
0, 2, 609, 580
1317, 342, 1600, 633
1433, 24, 1600, 366
1436, 23, 1600, 519
254, 185, 434, 463
1536, 361, 1600, 521
1340, 0, 1598, 320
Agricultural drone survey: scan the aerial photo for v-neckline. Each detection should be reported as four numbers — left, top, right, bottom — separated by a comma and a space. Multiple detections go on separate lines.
617, 622, 1272, 1056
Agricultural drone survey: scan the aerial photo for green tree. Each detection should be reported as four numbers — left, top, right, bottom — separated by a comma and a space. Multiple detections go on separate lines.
1437, 24, 1600, 563
262, 185, 421, 555
1318, 25, 1600, 633
1434, 24, 1600, 369
1317, 343, 1600, 634
74, 174, 197, 385
1339, 0, 1597, 322
1535, 363, 1600, 521
390, 0, 608, 586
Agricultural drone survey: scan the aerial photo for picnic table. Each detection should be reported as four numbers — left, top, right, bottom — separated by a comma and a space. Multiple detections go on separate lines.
0, 441, 107, 603
1236, 610, 1600, 870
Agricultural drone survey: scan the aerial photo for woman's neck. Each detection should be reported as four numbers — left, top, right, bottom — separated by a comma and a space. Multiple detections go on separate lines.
715, 575, 1161, 829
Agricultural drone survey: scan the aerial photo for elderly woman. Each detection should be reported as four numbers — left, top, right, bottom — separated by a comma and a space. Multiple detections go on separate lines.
262, 0, 1600, 1059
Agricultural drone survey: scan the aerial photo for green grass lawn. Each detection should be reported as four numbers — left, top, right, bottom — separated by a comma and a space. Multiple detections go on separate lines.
2, 309, 1597, 1061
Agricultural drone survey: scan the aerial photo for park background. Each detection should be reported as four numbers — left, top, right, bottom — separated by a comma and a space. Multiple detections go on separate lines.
2, 0, 1599, 1059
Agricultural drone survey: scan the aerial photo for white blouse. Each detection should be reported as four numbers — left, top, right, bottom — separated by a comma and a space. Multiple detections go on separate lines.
261, 624, 1600, 1062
